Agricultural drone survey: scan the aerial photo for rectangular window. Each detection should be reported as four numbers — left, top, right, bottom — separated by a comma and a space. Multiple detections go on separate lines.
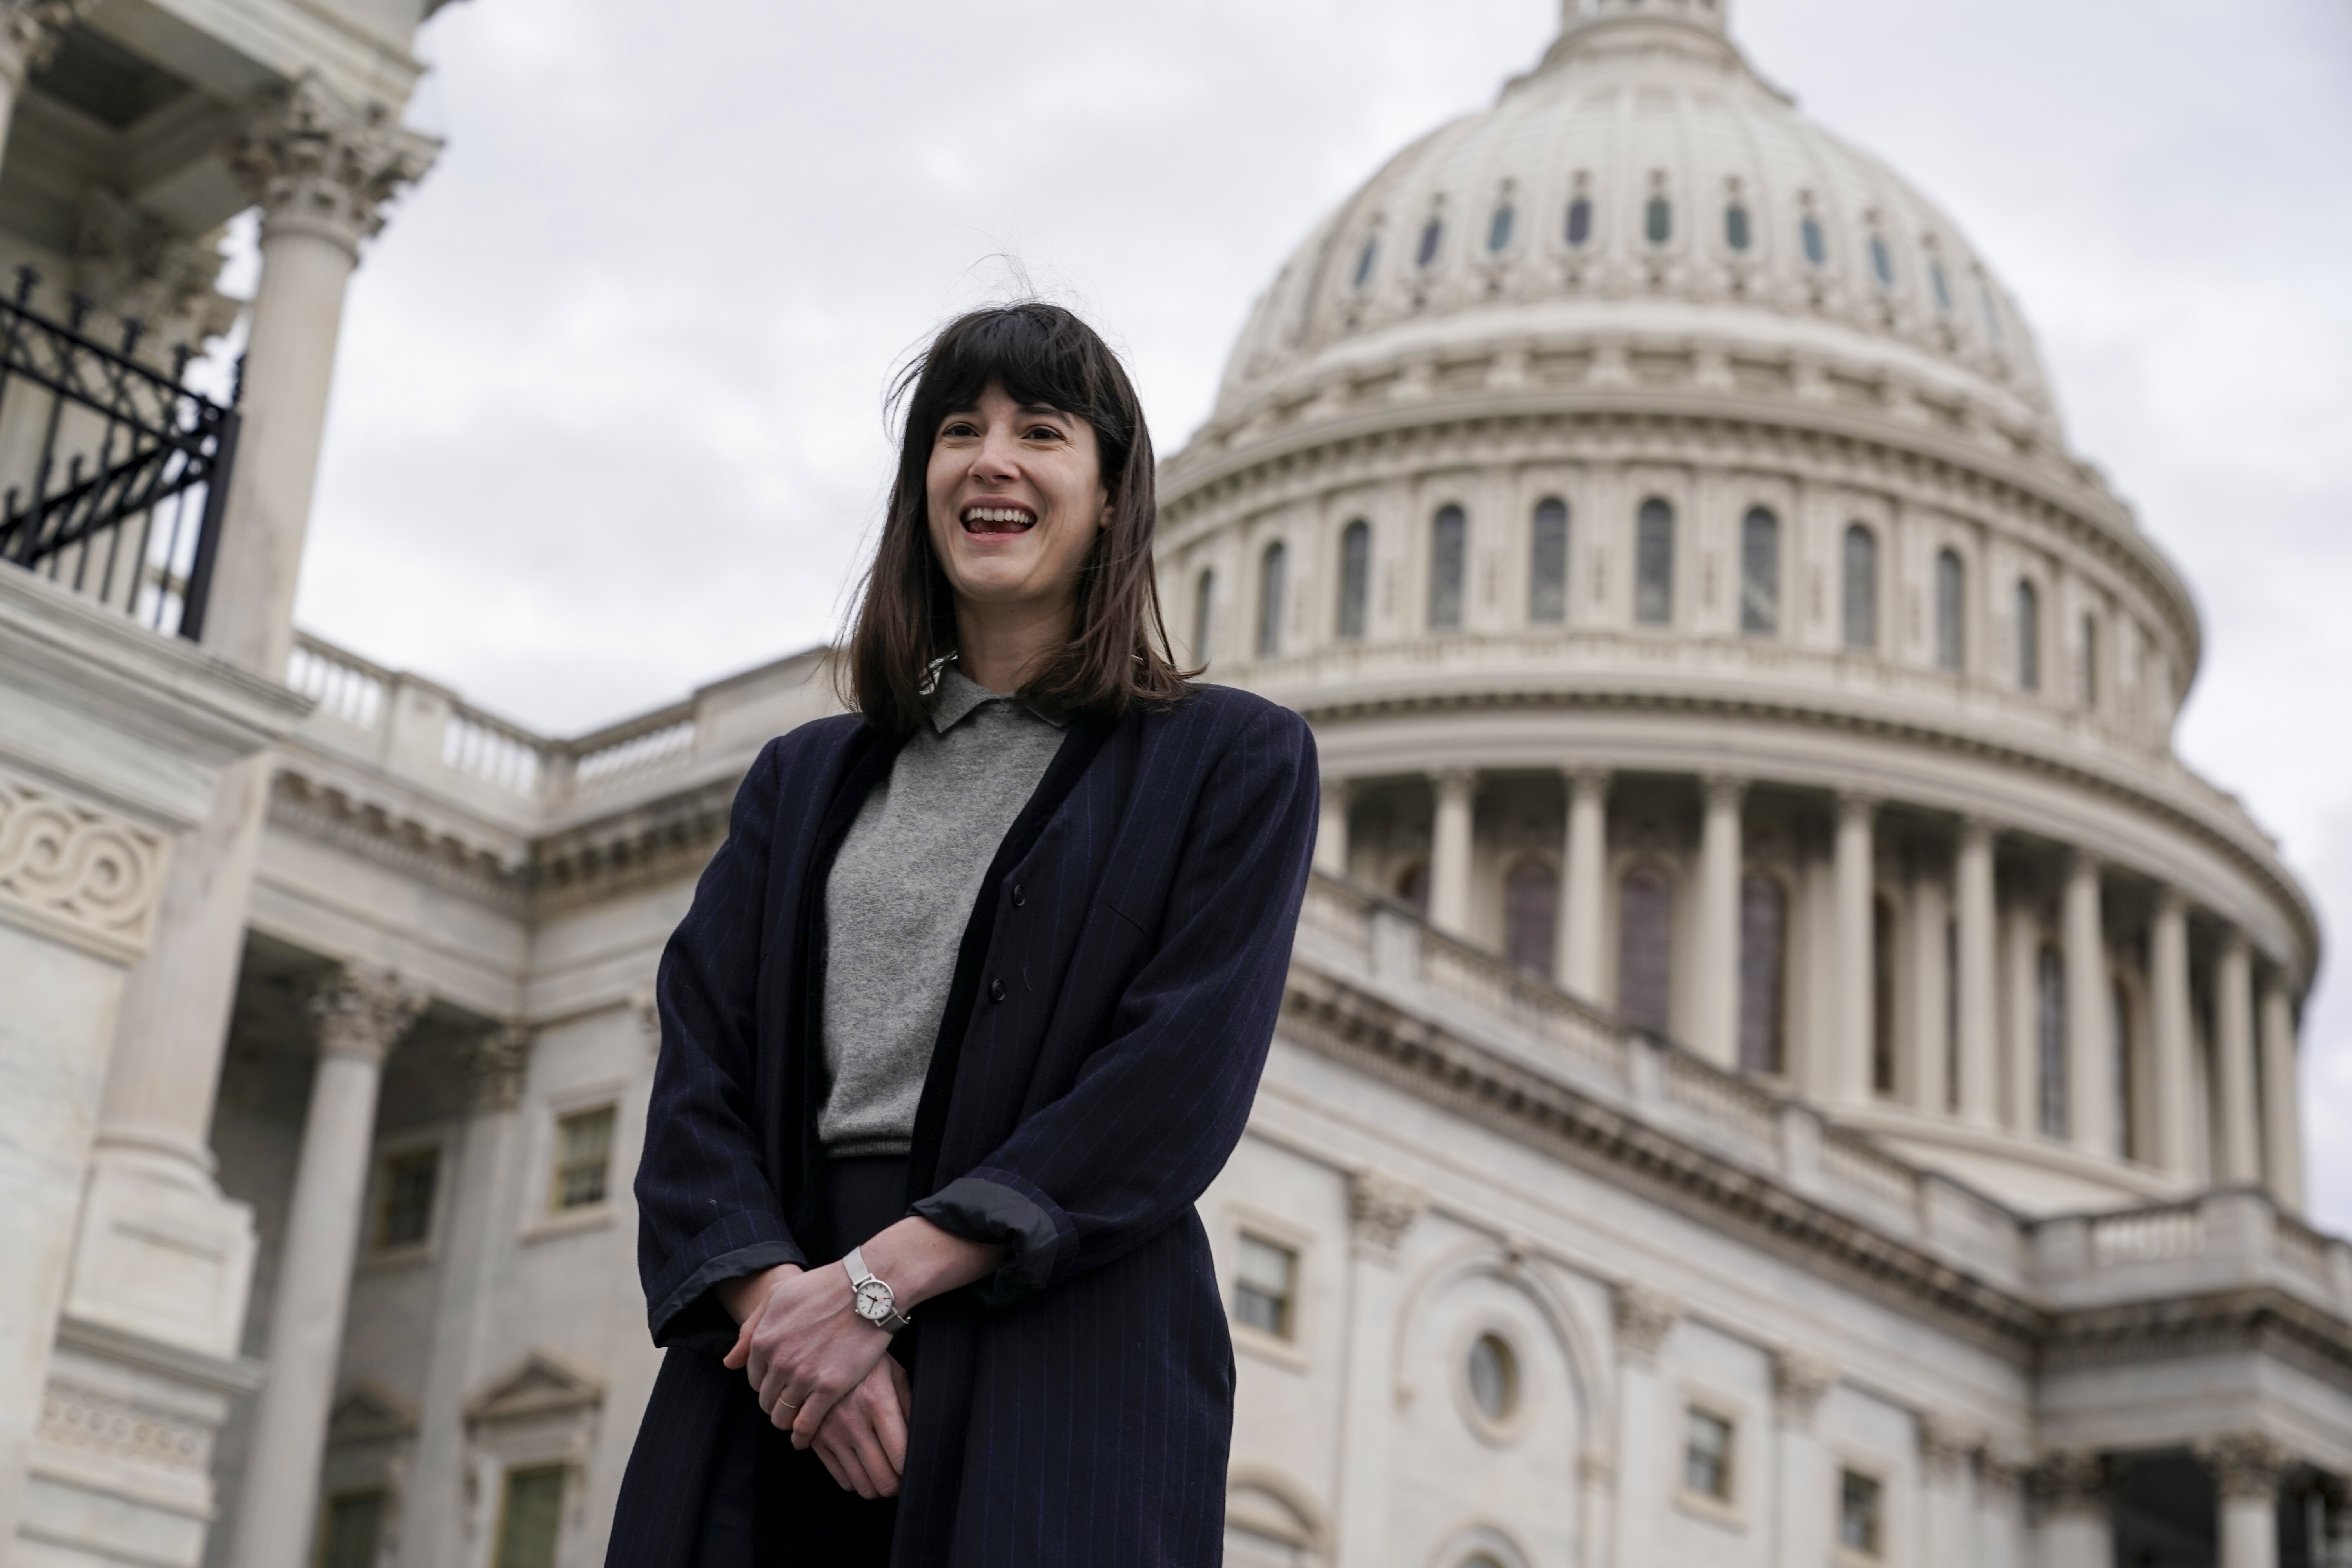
316, 1490, 385, 1568
494, 1466, 566, 1568
552, 1105, 616, 1212
1838, 1468, 1884, 1557
1684, 1408, 1734, 1500
374, 1149, 439, 1250
1231, 1234, 1296, 1338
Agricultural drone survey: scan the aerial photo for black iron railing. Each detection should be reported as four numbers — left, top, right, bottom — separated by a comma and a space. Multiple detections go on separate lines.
0, 268, 240, 640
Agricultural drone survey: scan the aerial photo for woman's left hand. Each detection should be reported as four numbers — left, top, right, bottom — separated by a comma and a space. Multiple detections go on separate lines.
723, 1263, 891, 1447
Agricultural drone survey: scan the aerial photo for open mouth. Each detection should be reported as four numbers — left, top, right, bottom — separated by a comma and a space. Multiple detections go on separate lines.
962, 504, 1037, 535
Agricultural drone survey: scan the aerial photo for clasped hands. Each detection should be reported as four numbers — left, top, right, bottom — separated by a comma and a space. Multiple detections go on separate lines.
719, 1216, 1003, 1501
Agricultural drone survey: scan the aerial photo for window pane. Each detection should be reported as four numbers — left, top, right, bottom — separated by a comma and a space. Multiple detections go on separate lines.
2015, 580, 2039, 690
1646, 197, 1672, 245
1353, 238, 1378, 289
1194, 568, 1215, 664
1529, 498, 1569, 624
1801, 216, 1826, 268
1258, 544, 1287, 657
319, 1492, 385, 1568
1466, 1334, 1517, 1420
1685, 1410, 1733, 1499
1618, 867, 1672, 1033
1869, 236, 1894, 287
1505, 859, 1559, 977
1738, 875, 1786, 1074
1724, 204, 1750, 252
2080, 615, 2100, 708
2113, 980, 2136, 1161
1337, 521, 1371, 641
1931, 261, 1953, 313
1488, 205, 1514, 253
1842, 526, 1878, 650
1740, 508, 1779, 635
376, 1149, 438, 1249
2038, 945, 2067, 1138
1233, 1234, 1295, 1337
1417, 219, 1443, 269
1635, 500, 1674, 625
1428, 506, 1466, 630
1872, 898, 1898, 1094
1979, 281, 2004, 343
554, 1106, 615, 1212
495, 1467, 566, 1568
1567, 197, 1593, 247
1935, 550, 1966, 671
1839, 1470, 1883, 1556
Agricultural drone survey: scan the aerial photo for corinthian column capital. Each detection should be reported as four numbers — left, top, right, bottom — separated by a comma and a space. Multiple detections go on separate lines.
2198, 1432, 2295, 1502
0, 0, 91, 85
230, 73, 440, 255
309, 964, 428, 1065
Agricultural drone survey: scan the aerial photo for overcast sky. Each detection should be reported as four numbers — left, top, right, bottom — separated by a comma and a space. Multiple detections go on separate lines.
276, 0, 2352, 1226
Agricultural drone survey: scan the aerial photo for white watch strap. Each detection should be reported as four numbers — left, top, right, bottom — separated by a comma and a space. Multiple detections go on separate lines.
843, 1245, 911, 1332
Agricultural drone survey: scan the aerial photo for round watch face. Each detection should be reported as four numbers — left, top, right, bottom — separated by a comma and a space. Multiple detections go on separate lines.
854, 1281, 892, 1321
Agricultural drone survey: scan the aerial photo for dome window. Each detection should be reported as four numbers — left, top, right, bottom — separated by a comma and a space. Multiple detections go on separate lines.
1740, 508, 1779, 635
1842, 525, 1878, 650
1529, 498, 1569, 624
1724, 203, 1751, 252
1869, 236, 1895, 287
1567, 197, 1593, 247
1336, 520, 1371, 641
1978, 283, 2004, 344
1935, 548, 1966, 671
1487, 204, 1515, 254
1801, 216, 1826, 268
1645, 197, 1672, 246
1193, 568, 1216, 664
1930, 261, 1953, 314
1416, 218, 1443, 269
1428, 505, 1467, 630
1256, 542, 1287, 658
1352, 238, 1378, 290
2015, 579, 2041, 691
1635, 498, 1674, 624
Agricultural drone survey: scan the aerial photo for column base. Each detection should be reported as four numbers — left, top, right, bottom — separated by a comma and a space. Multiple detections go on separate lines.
15, 1317, 260, 1568
65, 1147, 256, 1362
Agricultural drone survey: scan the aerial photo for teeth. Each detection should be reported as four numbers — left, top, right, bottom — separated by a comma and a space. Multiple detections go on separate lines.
965, 507, 1034, 526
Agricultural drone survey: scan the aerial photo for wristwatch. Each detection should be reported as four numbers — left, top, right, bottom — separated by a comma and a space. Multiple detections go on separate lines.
842, 1245, 913, 1334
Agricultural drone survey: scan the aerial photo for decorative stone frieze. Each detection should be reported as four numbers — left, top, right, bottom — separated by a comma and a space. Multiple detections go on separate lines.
72, 187, 237, 339
1612, 1282, 1681, 1365
1917, 1413, 1980, 1481
230, 73, 440, 254
463, 1023, 534, 1114
0, 0, 91, 83
38, 1381, 211, 1470
2028, 1451, 2114, 1517
0, 765, 167, 957
310, 964, 428, 1065
1347, 1169, 1424, 1260
1771, 1348, 1837, 1429
2198, 1432, 2296, 1501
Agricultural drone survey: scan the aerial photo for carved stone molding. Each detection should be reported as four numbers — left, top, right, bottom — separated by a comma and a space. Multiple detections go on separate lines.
1612, 1281, 1682, 1365
38, 1381, 211, 1472
1917, 1413, 1981, 1483
310, 964, 428, 1066
0, 0, 92, 83
230, 73, 440, 253
2028, 1451, 2114, 1517
1347, 1169, 1424, 1261
1771, 1348, 1837, 1428
72, 187, 236, 338
463, 1023, 534, 1114
2198, 1432, 2296, 1502
0, 766, 167, 957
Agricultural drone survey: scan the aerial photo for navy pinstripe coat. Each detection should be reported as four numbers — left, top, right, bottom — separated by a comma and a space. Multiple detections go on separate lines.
607, 685, 1318, 1567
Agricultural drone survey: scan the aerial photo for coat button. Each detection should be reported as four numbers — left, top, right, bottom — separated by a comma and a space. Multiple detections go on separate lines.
988, 978, 1006, 1002
1011, 884, 1027, 907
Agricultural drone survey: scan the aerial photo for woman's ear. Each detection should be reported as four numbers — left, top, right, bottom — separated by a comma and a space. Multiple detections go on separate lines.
1097, 488, 1116, 532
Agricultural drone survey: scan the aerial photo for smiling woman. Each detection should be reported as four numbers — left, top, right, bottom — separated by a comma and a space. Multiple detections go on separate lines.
607, 303, 1320, 1568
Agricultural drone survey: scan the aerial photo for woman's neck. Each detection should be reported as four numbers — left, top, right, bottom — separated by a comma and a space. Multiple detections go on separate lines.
954, 597, 1075, 693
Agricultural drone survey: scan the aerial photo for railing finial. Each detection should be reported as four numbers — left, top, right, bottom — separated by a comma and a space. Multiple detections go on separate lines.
12, 265, 34, 305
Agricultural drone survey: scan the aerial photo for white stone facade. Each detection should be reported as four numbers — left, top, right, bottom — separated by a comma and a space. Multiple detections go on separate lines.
0, 2, 2342, 1567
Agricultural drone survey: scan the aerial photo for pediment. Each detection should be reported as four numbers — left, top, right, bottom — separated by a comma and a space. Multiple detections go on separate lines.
328, 1381, 417, 1445
463, 1351, 603, 1429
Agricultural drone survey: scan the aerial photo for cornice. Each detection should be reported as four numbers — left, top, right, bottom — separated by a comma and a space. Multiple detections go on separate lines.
2045, 1287, 2352, 1396
529, 777, 737, 915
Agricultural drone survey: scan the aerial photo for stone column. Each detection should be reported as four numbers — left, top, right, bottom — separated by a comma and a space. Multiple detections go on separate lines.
1562, 768, 1610, 998
1693, 775, 1746, 1067
2201, 1433, 2291, 1568
2029, 1452, 2113, 1568
1954, 820, 1999, 1126
1769, 1349, 1836, 1568
1909, 865, 1952, 1113
1918, 1416, 1978, 1568
1429, 768, 1476, 937
1316, 777, 1353, 878
1332, 1171, 1423, 1567
1611, 1284, 1682, 1568
1833, 793, 1877, 1103
2258, 980, 2304, 1213
2062, 853, 2115, 1158
2150, 891, 2198, 1181
1978, 1452, 2029, 1568
2214, 932, 2261, 1185
231, 965, 427, 1568
0, 2, 86, 174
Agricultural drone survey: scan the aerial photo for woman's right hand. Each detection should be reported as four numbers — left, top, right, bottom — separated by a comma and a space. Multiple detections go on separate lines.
811, 1354, 912, 1499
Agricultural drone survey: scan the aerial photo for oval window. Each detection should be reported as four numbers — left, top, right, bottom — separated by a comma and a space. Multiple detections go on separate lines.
1353, 238, 1378, 289
1645, 196, 1672, 245
1801, 216, 1826, 268
1417, 219, 1443, 269
1566, 197, 1593, 247
1488, 204, 1515, 253
1724, 204, 1750, 252
1466, 1332, 1518, 1421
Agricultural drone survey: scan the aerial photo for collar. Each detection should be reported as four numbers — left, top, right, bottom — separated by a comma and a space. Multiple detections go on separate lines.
929, 666, 1069, 733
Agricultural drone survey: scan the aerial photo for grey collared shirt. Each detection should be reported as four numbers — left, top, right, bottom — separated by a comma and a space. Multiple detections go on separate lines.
817, 668, 1069, 1158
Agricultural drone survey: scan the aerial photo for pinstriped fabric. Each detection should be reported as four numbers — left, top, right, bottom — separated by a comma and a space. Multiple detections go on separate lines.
609, 688, 1316, 1567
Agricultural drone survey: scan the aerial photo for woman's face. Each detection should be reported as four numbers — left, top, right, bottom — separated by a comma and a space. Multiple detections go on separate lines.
925, 381, 1110, 618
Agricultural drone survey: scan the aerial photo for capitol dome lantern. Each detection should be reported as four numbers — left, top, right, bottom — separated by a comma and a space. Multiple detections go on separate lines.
1159, 0, 2317, 1218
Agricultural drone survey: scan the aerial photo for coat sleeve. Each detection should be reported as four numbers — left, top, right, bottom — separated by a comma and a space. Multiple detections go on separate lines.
634, 736, 807, 1353
911, 701, 1319, 1307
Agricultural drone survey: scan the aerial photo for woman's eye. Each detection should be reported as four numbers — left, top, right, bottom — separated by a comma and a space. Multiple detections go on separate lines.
940, 421, 979, 439
1025, 425, 1062, 442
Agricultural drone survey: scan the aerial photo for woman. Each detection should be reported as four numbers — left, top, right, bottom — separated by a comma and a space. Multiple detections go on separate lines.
608, 302, 1319, 1566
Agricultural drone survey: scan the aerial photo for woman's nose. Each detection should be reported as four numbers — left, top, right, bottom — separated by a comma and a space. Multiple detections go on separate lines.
972, 425, 1022, 479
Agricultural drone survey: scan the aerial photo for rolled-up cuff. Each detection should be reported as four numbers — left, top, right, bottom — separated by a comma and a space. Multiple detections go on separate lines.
647, 1217, 808, 1353
911, 1169, 1075, 1308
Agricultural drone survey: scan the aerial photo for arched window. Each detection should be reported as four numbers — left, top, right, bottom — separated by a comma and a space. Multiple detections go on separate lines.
2080, 614, 2100, 709
1635, 498, 1675, 625
1488, 204, 1515, 253
1567, 196, 1593, 247
1842, 524, 1878, 650
1256, 542, 1286, 658
1353, 238, 1378, 289
2015, 579, 2041, 690
1646, 196, 1673, 246
1737, 874, 1786, 1073
1416, 218, 1443, 269
1618, 866, 1673, 1034
1934, 549, 1965, 671
1725, 203, 1751, 252
1872, 897, 1898, 1094
1930, 261, 1953, 314
1740, 507, 1780, 635
1801, 215, 1827, 268
1336, 520, 1371, 641
1869, 236, 1895, 287
1427, 506, 1467, 630
2113, 979, 2136, 1161
1193, 567, 1215, 663
1505, 858, 1559, 977
1529, 497, 1569, 624
2037, 946, 2067, 1137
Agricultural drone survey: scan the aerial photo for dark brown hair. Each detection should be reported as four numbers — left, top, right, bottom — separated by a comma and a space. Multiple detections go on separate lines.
837, 303, 1192, 733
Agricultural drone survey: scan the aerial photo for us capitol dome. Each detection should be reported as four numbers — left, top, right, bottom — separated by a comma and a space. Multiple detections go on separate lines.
1158, 0, 2318, 1218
